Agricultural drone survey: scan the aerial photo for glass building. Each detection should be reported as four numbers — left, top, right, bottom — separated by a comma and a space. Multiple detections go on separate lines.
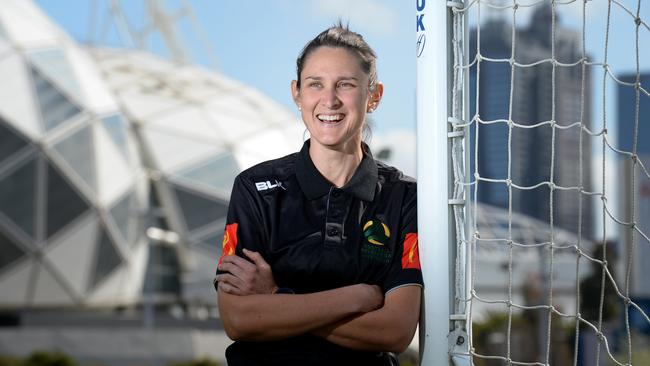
469, 6, 594, 239
617, 73, 650, 304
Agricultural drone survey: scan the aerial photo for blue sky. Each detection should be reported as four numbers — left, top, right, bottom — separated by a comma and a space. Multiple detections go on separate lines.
35, 0, 647, 139
35, 0, 417, 136
32, 0, 649, 240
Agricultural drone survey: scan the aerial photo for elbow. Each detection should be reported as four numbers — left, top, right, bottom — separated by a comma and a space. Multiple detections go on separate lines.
218, 294, 257, 341
385, 333, 414, 354
222, 318, 244, 341
381, 324, 417, 353
221, 311, 257, 341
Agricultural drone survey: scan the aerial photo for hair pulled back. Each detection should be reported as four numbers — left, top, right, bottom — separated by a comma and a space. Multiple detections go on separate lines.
295, 22, 377, 91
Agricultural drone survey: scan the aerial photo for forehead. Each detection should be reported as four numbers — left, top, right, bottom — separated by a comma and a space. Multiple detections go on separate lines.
301, 46, 366, 78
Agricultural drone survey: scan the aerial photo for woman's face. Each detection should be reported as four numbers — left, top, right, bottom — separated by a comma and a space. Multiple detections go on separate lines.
292, 46, 382, 151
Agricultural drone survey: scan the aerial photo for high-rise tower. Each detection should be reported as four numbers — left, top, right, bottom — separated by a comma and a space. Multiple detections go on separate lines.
470, 6, 593, 238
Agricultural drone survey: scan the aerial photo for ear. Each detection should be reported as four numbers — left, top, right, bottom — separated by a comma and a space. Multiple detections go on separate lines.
291, 80, 301, 108
367, 82, 384, 113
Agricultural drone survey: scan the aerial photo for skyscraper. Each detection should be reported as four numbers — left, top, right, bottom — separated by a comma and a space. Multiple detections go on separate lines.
617, 72, 650, 302
470, 6, 593, 239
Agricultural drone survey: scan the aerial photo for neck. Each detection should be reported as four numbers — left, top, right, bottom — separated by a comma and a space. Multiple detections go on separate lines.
309, 139, 363, 188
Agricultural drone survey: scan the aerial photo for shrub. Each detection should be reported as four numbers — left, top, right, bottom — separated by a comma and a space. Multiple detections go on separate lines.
0, 355, 22, 366
23, 351, 77, 366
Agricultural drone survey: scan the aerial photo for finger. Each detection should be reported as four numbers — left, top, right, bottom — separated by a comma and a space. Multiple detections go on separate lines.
243, 249, 269, 268
220, 255, 257, 272
221, 253, 257, 272
219, 279, 250, 296
218, 261, 261, 294
215, 273, 245, 290
218, 262, 249, 280
218, 281, 238, 295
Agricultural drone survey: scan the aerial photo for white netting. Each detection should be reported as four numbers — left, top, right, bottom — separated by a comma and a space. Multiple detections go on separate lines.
449, 0, 650, 364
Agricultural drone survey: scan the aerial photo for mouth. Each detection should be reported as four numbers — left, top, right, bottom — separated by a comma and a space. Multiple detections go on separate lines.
316, 113, 345, 125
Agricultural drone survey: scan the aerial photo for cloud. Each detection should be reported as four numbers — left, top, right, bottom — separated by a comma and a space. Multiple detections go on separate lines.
309, 0, 398, 37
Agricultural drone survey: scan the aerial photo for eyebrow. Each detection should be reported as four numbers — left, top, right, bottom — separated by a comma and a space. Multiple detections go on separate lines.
304, 76, 360, 81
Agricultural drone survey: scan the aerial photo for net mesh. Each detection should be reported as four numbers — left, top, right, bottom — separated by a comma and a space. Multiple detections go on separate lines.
449, 0, 650, 364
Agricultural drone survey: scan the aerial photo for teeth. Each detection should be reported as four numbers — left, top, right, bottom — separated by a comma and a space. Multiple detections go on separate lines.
317, 114, 343, 122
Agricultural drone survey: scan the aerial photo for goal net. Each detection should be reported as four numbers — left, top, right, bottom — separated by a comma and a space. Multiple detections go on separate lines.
432, 0, 650, 365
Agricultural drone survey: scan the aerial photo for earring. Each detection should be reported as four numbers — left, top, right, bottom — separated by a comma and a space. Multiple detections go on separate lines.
298, 105, 302, 111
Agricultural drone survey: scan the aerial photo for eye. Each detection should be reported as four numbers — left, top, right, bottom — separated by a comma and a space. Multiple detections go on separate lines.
308, 81, 322, 89
338, 81, 356, 89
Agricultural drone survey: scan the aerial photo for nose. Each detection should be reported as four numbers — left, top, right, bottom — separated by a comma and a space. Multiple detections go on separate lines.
321, 85, 341, 109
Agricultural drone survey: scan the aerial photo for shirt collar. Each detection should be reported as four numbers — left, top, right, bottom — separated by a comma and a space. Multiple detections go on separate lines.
295, 139, 378, 202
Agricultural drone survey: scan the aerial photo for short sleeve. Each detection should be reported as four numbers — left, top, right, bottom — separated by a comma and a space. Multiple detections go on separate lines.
214, 175, 268, 290
383, 183, 423, 293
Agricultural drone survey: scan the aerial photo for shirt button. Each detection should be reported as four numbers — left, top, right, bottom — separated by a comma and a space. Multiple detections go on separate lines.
332, 190, 340, 198
327, 227, 339, 236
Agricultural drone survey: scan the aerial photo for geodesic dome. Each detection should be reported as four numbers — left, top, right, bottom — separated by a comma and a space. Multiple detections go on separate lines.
0, 1, 147, 308
90, 47, 304, 304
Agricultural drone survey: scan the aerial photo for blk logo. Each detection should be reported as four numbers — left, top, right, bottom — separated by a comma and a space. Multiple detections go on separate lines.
255, 180, 284, 191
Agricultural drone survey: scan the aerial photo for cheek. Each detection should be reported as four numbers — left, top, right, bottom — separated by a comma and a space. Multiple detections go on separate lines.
300, 93, 319, 109
337, 93, 364, 111
354, 93, 371, 110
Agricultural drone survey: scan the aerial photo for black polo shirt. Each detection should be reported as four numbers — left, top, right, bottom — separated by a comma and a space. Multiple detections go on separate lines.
217, 139, 422, 366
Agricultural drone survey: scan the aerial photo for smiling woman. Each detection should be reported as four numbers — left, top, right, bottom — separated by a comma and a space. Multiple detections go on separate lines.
214, 23, 422, 366
292, 47, 383, 160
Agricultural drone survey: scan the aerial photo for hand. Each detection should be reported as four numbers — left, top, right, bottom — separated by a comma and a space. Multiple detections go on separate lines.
351, 284, 384, 313
216, 249, 277, 295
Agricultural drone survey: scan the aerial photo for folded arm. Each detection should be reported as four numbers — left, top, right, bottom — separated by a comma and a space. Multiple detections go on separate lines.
217, 283, 383, 341
216, 251, 420, 351
311, 285, 421, 353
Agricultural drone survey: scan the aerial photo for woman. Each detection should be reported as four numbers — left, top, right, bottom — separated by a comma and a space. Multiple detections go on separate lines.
215, 23, 422, 366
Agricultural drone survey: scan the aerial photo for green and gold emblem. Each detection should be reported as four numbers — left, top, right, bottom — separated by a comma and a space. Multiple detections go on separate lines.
363, 219, 391, 246
361, 219, 392, 264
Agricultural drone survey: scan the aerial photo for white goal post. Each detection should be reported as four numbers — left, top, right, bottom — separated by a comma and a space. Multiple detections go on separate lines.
417, 0, 471, 365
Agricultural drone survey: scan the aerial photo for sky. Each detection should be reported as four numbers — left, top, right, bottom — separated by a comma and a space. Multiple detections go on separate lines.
33, 0, 648, 139
33, 0, 649, 236
34, 0, 417, 136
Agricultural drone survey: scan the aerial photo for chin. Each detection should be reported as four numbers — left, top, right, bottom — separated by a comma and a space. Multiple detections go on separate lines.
312, 137, 341, 147
316, 136, 359, 151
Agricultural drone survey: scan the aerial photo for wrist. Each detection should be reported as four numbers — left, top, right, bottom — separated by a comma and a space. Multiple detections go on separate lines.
273, 287, 295, 294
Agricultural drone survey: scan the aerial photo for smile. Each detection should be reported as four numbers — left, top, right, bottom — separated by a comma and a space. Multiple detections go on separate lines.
317, 114, 344, 124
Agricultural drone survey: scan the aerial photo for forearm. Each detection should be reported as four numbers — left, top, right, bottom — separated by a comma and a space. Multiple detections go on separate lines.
218, 284, 379, 342
312, 286, 422, 353
314, 312, 409, 352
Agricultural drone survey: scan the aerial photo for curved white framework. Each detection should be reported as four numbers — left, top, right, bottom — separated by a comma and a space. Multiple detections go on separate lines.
0, 0, 148, 308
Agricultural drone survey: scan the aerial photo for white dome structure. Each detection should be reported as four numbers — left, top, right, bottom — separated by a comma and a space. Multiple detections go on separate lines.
0, 0, 306, 310
472, 203, 594, 319
89, 47, 304, 304
0, 1, 148, 307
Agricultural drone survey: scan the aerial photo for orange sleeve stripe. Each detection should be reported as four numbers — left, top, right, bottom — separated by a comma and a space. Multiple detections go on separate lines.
218, 223, 238, 265
402, 233, 421, 270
